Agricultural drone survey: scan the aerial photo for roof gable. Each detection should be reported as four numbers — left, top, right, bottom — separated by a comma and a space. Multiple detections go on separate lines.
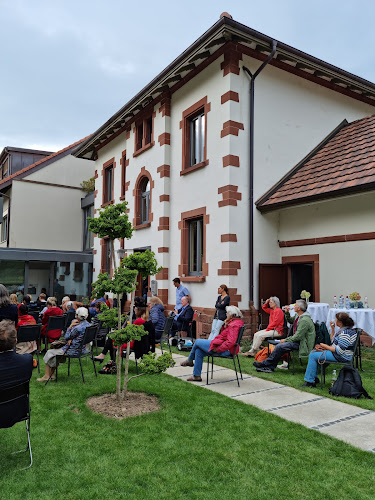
74, 15, 375, 160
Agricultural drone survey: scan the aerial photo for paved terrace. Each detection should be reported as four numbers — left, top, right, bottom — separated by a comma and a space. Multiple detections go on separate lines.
163, 350, 375, 453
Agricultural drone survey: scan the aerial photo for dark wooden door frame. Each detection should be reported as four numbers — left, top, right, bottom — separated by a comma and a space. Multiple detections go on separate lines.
282, 254, 320, 303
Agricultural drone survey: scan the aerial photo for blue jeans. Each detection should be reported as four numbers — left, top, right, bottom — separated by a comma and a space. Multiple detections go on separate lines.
188, 339, 230, 377
304, 350, 338, 383
208, 319, 224, 341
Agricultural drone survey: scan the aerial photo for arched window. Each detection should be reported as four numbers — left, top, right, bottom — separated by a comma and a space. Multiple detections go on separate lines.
133, 168, 153, 229
140, 178, 150, 224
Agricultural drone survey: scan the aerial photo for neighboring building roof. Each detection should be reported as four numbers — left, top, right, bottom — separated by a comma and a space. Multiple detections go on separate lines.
0, 146, 54, 165
256, 114, 375, 211
74, 14, 375, 160
0, 136, 91, 191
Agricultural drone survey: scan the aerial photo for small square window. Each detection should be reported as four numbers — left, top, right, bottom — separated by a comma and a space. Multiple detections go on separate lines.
134, 114, 154, 155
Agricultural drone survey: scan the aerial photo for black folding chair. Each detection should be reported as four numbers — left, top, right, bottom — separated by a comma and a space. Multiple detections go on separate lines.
319, 328, 362, 389
159, 316, 174, 354
0, 381, 32, 469
64, 310, 77, 331
355, 330, 375, 373
17, 324, 42, 373
29, 311, 40, 322
55, 325, 98, 383
44, 315, 65, 351
94, 320, 109, 355
206, 325, 245, 387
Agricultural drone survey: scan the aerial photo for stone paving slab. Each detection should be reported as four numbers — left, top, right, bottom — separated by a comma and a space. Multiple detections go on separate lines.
234, 386, 315, 411
206, 376, 284, 397
272, 397, 368, 427
316, 413, 375, 451
161, 350, 375, 452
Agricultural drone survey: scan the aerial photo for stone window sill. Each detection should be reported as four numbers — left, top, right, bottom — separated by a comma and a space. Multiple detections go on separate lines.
180, 159, 209, 176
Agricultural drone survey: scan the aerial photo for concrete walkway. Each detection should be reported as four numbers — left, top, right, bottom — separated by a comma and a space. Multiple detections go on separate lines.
164, 351, 375, 453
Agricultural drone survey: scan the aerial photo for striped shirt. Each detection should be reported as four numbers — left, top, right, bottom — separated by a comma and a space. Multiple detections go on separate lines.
332, 328, 357, 362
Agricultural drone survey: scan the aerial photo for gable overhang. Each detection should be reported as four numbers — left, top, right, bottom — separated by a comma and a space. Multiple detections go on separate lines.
74, 17, 375, 161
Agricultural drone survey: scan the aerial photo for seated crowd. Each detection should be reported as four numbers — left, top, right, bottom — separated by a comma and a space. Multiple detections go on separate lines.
0, 279, 359, 391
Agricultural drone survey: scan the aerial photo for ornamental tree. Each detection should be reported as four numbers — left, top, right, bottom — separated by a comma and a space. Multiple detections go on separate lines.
89, 202, 172, 400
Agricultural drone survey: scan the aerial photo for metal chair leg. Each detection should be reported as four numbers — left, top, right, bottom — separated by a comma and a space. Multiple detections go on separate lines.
79, 358, 85, 383
92, 355, 97, 377
12, 419, 33, 470
233, 357, 240, 387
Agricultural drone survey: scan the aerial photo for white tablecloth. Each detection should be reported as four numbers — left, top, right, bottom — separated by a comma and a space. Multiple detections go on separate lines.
288, 302, 330, 324
326, 308, 375, 345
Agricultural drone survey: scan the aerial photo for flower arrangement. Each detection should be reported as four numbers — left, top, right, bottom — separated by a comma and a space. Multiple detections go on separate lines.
300, 290, 311, 300
349, 292, 361, 301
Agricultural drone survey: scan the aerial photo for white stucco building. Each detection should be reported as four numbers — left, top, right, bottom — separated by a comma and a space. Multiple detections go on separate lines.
74, 14, 375, 335
0, 139, 95, 303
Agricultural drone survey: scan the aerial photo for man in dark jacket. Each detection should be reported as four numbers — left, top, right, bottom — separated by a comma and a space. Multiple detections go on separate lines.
171, 296, 194, 335
0, 319, 33, 389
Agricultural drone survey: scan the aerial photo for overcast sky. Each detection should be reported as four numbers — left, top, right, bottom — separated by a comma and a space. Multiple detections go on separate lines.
1, 0, 375, 153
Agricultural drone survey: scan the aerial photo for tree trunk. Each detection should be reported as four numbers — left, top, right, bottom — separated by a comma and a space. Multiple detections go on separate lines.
111, 240, 117, 272
115, 292, 123, 401
121, 272, 137, 399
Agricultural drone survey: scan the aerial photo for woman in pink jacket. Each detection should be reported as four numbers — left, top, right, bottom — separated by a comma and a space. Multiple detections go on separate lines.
181, 306, 244, 382
242, 296, 284, 357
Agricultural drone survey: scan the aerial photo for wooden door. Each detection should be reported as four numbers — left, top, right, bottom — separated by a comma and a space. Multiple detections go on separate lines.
258, 264, 288, 328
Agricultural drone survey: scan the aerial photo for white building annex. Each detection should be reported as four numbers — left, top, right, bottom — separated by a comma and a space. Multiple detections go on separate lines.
0, 139, 95, 303
74, 13, 375, 336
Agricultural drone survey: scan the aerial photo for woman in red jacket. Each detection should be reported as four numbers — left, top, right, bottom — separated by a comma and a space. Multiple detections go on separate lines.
181, 306, 244, 382
41, 297, 63, 342
241, 296, 284, 357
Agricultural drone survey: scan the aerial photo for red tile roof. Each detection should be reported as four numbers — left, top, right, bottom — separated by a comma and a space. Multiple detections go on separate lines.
256, 115, 375, 211
0, 136, 91, 188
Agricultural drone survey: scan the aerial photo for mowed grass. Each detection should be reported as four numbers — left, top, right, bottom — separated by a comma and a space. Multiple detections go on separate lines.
1, 355, 375, 500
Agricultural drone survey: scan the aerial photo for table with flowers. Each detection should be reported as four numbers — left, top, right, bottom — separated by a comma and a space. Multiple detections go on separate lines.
287, 302, 330, 324
326, 308, 375, 345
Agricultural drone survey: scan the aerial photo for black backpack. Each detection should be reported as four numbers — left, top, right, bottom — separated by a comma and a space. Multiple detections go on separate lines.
329, 366, 372, 399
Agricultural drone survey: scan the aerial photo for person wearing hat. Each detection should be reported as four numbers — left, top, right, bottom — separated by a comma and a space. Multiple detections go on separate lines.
37, 307, 90, 382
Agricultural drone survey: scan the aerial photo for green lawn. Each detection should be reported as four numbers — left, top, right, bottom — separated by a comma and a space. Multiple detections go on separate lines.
1, 356, 375, 500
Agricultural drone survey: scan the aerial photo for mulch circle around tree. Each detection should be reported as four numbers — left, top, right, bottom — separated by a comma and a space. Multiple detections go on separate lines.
86, 392, 160, 419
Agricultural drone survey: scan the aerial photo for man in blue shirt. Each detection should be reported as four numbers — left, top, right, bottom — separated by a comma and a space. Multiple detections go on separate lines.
173, 277, 190, 313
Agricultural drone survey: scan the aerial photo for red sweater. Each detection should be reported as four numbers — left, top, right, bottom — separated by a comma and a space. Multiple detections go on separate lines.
41, 306, 63, 340
17, 314, 36, 330
262, 303, 284, 334
209, 318, 244, 355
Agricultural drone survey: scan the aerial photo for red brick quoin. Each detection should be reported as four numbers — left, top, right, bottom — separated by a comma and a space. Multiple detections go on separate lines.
158, 133, 171, 146
218, 261, 241, 276
218, 185, 242, 207
220, 120, 244, 138
157, 164, 170, 178
222, 154, 240, 168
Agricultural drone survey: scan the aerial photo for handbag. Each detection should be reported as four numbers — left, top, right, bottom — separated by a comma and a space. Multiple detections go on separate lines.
50, 339, 67, 349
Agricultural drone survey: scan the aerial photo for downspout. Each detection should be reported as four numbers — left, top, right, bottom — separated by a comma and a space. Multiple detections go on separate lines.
243, 40, 277, 309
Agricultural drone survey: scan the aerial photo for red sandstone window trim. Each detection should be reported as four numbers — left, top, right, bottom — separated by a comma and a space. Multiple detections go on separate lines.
132, 168, 154, 230
180, 96, 211, 175
101, 158, 115, 208
120, 150, 129, 200
133, 112, 156, 157
178, 207, 209, 282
